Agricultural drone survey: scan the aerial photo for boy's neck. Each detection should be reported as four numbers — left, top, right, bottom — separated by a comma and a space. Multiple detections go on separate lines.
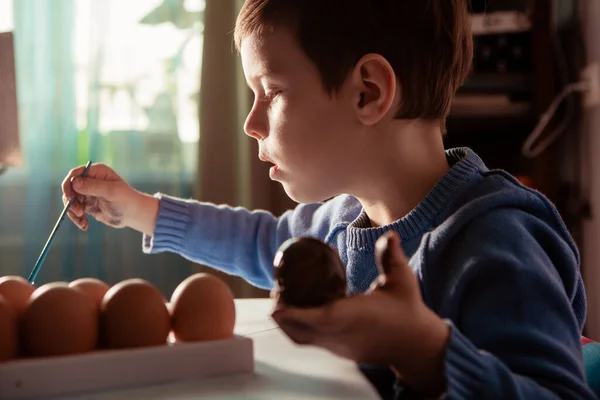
352, 120, 449, 228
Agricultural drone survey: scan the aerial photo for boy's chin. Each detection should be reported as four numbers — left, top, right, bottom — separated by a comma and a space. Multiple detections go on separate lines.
281, 182, 336, 205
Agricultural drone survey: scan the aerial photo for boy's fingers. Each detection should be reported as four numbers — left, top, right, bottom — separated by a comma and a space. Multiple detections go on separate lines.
71, 177, 114, 198
374, 231, 411, 287
62, 165, 87, 199
271, 313, 318, 345
62, 187, 73, 205
67, 210, 79, 224
272, 307, 325, 329
71, 203, 84, 217
67, 210, 87, 230
63, 194, 84, 217
272, 295, 364, 335
271, 301, 340, 334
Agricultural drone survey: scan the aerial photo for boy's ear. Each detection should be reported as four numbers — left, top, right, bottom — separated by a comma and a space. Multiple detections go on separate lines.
351, 54, 398, 126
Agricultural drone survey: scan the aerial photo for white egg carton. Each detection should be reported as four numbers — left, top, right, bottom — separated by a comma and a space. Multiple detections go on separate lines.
0, 335, 254, 399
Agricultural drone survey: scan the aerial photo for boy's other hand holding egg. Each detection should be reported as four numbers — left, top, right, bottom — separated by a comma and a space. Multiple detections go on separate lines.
272, 231, 449, 398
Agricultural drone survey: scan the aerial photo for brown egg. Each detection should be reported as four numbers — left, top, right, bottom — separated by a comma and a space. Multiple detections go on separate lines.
0, 296, 18, 362
0, 276, 35, 315
69, 278, 110, 308
101, 279, 170, 349
170, 273, 235, 342
273, 237, 347, 308
21, 282, 98, 357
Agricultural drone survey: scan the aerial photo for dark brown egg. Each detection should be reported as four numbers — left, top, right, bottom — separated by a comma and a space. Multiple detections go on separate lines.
0, 276, 35, 315
69, 278, 110, 308
21, 282, 98, 357
0, 296, 18, 362
170, 273, 235, 342
273, 237, 347, 308
100, 279, 170, 349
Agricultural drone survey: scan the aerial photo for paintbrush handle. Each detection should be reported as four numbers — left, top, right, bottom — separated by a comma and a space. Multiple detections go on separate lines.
28, 161, 93, 284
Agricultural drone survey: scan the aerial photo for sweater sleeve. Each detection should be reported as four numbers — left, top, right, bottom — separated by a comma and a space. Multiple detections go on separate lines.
423, 209, 595, 400
141, 193, 325, 290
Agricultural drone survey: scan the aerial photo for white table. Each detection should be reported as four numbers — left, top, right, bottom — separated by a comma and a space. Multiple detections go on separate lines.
54, 299, 380, 399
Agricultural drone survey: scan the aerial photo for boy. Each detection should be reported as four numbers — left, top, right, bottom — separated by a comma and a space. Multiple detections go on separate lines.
61, 0, 595, 399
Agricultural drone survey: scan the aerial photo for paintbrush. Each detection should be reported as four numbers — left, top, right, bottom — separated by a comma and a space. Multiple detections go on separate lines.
28, 160, 93, 284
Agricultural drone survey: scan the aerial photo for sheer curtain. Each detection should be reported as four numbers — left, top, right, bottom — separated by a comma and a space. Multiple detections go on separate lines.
0, 0, 204, 296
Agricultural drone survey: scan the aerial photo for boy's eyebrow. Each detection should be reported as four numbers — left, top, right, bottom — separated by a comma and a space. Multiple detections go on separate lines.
246, 68, 288, 86
245, 73, 263, 92
248, 66, 281, 79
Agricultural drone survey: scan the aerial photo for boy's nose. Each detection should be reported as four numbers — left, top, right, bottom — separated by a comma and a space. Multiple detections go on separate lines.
244, 107, 268, 140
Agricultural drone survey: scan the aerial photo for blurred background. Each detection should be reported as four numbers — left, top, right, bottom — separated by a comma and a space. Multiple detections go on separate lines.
2, 1, 600, 337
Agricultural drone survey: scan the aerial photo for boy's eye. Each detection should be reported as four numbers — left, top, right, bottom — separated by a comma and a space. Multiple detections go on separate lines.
262, 90, 282, 104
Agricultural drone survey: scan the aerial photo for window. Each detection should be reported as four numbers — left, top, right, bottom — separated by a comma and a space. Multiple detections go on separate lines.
0, 0, 204, 182
74, 0, 204, 180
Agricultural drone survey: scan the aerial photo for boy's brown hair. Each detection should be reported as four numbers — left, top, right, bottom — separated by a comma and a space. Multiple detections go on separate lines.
234, 0, 473, 128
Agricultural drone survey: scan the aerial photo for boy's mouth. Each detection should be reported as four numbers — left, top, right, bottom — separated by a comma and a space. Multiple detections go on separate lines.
259, 154, 277, 167
259, 153, 279, 177
258, 153, 272, 163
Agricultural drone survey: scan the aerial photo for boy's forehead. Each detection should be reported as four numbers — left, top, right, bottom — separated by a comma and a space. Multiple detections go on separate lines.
241, 29, 300, 78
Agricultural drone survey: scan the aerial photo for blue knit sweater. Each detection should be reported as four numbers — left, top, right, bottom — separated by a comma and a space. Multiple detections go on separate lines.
143, 148, 595, 399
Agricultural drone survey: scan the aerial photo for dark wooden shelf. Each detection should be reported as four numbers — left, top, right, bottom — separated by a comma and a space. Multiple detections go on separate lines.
447, 2, 563, 205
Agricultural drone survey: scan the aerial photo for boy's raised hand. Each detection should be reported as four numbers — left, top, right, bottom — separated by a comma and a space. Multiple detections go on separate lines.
61, 163, 159, 236
271, 231, 449, 397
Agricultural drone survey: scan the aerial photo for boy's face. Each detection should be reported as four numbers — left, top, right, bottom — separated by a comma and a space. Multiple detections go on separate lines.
241, 28, 359, 204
